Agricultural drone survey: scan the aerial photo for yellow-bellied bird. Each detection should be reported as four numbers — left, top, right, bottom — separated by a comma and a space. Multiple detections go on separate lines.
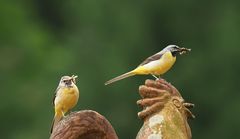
105, 45, 190, 85
50, 75, 79, 133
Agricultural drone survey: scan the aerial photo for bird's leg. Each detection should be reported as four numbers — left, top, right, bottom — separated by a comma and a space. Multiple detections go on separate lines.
158, 75, 162, 80
151, 74, 159, 80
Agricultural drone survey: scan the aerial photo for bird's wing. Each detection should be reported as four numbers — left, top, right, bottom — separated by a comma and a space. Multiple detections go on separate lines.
52, 87, 60, 106
138, 52, 164, 66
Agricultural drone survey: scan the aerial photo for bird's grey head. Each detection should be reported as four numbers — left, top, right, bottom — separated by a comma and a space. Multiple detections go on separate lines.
59, 75, 77, 87
163, 45, 191, 57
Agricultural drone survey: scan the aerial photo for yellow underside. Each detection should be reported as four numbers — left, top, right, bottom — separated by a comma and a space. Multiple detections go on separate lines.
133, 51, 176, 75
55, 87, 79, 117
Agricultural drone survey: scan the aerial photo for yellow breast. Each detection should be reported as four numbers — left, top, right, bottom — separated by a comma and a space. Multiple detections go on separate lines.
55, 85, 79, 114
139, 51, 176, 75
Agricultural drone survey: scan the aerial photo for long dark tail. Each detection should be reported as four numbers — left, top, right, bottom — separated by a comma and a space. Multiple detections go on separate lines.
105, 71, 136, 85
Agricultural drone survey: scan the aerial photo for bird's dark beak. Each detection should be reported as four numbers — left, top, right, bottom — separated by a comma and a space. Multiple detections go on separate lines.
178, 47, 191, 55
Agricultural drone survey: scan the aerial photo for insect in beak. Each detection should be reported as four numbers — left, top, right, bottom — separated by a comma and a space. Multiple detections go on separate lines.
179, 47, 191, 55
71, 75, 78, 84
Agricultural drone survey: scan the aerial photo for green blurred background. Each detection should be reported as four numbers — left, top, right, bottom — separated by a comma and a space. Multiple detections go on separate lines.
0, 0, 239, 139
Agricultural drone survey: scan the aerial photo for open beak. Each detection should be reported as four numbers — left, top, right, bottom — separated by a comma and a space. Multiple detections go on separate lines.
178, 47, 191, 55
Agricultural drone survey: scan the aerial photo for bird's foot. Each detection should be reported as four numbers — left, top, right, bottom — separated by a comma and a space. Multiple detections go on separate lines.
157, 75, 162, 80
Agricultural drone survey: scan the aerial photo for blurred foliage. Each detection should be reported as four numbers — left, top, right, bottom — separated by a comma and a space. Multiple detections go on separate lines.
0, 0, 240, 139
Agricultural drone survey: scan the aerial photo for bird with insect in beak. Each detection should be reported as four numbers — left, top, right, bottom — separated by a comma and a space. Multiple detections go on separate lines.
50, 75, 79, 133
105, 45, 191, 85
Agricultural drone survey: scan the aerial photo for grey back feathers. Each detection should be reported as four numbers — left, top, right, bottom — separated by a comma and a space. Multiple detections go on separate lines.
138, 45, 178, 66
138, 52, 163, 66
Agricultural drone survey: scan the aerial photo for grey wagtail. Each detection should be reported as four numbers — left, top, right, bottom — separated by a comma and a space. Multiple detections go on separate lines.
51, 75, 79, 133
105, 45, 190, 85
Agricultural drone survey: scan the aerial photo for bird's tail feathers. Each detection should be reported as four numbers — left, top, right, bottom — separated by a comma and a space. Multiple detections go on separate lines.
105, 71, 136, 85
50, 112, 62, 133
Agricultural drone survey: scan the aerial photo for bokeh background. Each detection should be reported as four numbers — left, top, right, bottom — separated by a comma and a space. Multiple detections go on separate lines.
0, 0, 239, 139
